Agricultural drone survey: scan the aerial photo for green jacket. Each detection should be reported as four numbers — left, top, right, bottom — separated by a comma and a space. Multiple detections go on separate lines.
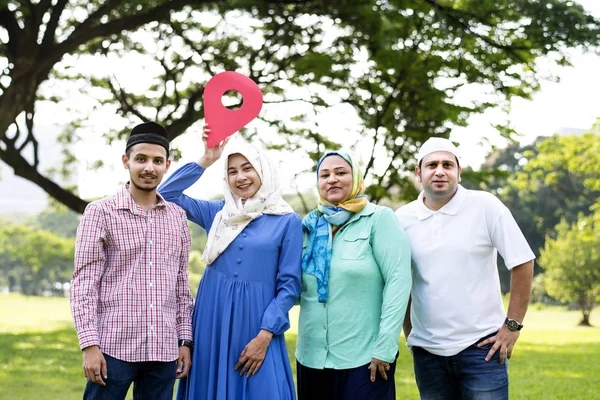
296, 203, 412, 369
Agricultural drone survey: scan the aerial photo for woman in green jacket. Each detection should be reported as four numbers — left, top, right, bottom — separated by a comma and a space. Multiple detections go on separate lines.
296, 151, 412, 400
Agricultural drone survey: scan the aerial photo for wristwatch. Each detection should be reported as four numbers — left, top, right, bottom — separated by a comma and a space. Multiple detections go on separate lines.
504, 317, 523, 332
178, 339, 194, 350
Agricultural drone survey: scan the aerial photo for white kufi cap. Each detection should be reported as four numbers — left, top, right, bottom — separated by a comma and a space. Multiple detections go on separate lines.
417, 137, 460, 164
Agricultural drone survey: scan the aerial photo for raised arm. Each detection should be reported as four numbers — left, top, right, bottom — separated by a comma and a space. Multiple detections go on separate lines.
159, 162, 224, 230
159, 124, 230, 229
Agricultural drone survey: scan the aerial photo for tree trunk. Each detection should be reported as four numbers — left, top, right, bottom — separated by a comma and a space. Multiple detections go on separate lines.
578, 304, 593, 327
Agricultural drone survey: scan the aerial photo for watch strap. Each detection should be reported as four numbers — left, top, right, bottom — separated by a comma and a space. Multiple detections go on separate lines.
504, 317, 523, 331
178, 339, 194, 349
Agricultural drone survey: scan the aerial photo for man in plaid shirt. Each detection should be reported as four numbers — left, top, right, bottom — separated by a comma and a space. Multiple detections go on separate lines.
70, 122, 194, 400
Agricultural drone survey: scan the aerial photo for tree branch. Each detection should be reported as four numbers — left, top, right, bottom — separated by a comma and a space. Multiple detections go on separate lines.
0, 7, 22, 58
32, 0, 53, 28
0, 141, 89, 213
15, 101, 39, 168
107, 78, 150, 122
424, 0, 532, 66
170, 16, 222, 77
165, 87, 205, 140
51, 0, 211, 67
40, 0, 68, 51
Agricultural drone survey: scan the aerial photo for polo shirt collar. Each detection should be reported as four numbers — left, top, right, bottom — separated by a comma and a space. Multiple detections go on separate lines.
114, 185, 167, 213
415, 184, 467, 220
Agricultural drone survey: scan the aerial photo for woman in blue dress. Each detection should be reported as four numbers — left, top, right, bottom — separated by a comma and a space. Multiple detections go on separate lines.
159, 130, 302, 400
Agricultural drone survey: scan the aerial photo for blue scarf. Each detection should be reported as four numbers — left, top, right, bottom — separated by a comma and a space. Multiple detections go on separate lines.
301, 207, 355, 302
301, 151, 367, 303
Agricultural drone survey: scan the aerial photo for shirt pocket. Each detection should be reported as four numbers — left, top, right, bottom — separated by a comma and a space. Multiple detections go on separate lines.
340, 229, 372, 260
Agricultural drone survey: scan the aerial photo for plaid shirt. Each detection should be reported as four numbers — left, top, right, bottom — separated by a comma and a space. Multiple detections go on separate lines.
70, 186, 193, 362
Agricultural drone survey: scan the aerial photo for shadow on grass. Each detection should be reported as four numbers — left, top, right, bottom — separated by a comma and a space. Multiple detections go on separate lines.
0, 324, 85, 400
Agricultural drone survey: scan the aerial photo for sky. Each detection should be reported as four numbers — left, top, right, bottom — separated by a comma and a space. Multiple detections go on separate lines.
1, 0, 600, 215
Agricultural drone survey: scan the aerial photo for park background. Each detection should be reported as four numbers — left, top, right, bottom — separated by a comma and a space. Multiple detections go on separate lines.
2, 0, 600, 398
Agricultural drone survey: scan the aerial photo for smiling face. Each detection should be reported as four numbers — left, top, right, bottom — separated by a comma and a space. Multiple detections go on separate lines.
416, 151, 461, 209
122, 143, 170, 193
318, 155, 353, 206
227, 153, 261, 200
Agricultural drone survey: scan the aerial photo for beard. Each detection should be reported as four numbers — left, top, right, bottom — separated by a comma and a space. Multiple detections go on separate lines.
130, 176, 159, 192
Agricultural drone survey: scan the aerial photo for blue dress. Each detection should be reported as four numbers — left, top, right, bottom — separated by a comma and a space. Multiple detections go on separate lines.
159, 162, 301, 400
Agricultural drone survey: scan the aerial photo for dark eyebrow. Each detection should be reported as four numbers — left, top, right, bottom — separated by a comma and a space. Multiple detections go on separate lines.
228, 162, 252, 171
426, 159, 455, 165
134, 153, 164, 160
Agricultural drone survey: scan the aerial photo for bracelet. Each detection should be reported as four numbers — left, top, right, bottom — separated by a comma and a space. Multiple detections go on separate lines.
178, 339, 194, 350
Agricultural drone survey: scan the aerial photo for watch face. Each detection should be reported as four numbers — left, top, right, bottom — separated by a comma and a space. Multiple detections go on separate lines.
507, 320, 519, 331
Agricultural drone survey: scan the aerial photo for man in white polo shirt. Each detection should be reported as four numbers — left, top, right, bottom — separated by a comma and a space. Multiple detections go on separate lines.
396, 137, 535, 400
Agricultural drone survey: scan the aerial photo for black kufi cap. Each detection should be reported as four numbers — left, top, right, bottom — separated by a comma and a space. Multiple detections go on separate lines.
126, 122, 170, 155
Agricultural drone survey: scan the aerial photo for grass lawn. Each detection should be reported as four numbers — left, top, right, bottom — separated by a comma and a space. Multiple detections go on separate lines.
1, 294, 599, 399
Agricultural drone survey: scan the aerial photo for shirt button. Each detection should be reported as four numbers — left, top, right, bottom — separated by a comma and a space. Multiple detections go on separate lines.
323, 303, 326, 308
324, 346, 328, 351
150, 325, 154, 330
149, 282, 153, 287
242, 233, 247, 238
234, 273, 239, 277
236, 258, 241, 264
149, 240, 153, 245
323, 325, 327, 330
239, 244, 244, 250
150, 304, 154, 308
149, 262, 153, 267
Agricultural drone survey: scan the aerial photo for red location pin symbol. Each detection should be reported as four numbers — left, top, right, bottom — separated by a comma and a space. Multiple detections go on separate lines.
203, 71, 263, 147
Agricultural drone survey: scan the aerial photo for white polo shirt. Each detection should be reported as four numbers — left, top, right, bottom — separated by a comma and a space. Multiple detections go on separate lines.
395, 185, 535, 356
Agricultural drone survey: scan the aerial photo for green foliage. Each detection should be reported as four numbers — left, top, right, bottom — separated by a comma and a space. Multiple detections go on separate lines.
188, 272, 202, 299
283, 192, 318, 217
188, 250, 205, 275
511, 131, 600, 241
476, 128, 600, 295
540, 214, 600, 326
2, 1, 600, 212
189, 222, 208, 253
0, 226, 74, 295
24, 204, 81, 238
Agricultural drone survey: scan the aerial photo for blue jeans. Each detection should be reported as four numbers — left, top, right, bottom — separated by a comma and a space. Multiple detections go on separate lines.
412, 333, 508, 400
83, 354, 177, 400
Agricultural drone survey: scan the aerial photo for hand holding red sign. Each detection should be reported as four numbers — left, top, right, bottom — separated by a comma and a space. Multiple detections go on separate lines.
203, 71, 263, 147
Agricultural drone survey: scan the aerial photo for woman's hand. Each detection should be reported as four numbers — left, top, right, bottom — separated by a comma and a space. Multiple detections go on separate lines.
197, 123, 229, 168
234, 329, 273, 377
368, 357, 391, 382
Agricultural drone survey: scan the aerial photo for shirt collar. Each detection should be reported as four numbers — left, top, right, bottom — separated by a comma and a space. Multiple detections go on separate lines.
415, 184, 467, 220
114, 185, 167, 212
345, 201, 375, 225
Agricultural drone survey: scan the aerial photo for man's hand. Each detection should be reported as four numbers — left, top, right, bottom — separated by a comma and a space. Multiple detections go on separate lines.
82, 345, 107, 386
234, 329, 273, 377
176, 346, 191, 379
477, 326, 520, 364
368, 358, 391, 382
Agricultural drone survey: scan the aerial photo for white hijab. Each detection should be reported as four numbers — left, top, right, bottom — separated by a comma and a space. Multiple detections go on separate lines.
201, 141, 294, 264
